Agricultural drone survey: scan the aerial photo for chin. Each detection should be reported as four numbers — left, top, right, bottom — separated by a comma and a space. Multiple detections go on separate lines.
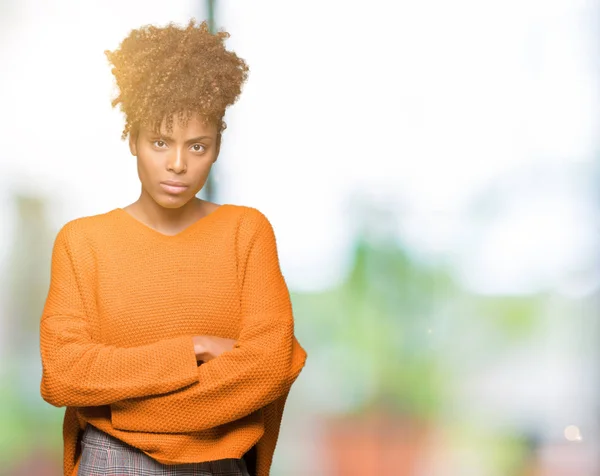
154, 194, 193, 209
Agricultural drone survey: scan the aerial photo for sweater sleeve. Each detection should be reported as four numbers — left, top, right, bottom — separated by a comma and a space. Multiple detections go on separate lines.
110, 209, 308, 433
39, 222, 200, 408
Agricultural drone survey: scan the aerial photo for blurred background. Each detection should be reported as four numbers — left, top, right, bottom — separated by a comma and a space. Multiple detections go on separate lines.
1, 0, 599, 474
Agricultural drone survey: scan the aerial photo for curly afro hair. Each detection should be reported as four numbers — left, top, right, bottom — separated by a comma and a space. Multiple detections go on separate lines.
105, 18, 249, 140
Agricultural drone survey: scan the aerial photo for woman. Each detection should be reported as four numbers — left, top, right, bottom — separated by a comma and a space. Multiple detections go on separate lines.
39, 19, 307, 476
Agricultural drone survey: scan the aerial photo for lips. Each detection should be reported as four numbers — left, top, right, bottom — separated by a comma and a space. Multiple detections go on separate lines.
161, 180, 188, 187
160, 182, 188, 194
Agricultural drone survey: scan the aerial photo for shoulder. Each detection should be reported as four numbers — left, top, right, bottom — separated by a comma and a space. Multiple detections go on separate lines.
232, 204, 277, 235
54, 209, 117, 249
234, 204, 271, 226
230, 205, 279, 251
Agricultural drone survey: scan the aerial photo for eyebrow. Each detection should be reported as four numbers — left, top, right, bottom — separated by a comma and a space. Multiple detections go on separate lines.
149, 134, 213, 143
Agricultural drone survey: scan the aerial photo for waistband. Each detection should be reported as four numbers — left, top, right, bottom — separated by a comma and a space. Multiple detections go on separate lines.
80, 424, 249, 473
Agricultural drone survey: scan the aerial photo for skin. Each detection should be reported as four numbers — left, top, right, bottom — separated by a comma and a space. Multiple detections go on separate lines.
123, 112, 236, 363
125, 112, 221, 235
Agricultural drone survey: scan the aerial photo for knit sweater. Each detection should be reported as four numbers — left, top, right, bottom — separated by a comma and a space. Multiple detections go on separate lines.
39, 203, 307, 476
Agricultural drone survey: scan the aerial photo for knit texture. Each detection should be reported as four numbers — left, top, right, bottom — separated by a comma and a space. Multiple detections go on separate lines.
39, 204, 307, 476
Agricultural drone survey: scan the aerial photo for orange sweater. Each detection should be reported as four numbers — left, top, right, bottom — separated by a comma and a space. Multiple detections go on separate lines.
39, 204, 307, 476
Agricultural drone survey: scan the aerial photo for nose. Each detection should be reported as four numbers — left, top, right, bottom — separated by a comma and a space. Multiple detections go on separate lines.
167, 147, 187, 173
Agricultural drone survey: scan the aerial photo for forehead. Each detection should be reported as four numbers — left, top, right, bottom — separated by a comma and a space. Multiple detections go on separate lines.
145, 113, 217, 137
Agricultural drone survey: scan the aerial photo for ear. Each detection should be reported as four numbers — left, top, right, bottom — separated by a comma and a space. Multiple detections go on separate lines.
128, 131, 138, 156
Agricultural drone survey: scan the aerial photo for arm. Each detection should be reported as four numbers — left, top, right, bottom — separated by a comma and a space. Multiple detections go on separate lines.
110, 209, 308, 433
39, 222, 200, 408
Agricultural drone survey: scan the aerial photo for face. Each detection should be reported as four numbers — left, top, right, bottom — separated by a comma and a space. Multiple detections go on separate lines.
129, 113, 220, 209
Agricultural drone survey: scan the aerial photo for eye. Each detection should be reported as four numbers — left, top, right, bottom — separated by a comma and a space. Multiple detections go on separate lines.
191, 144, 205, 153
153, 140, 167, 148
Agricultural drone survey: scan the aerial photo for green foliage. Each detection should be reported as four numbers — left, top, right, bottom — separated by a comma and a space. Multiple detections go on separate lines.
0, 363, 63, 466
473, 296, 543, 341
293, 223, 543, 421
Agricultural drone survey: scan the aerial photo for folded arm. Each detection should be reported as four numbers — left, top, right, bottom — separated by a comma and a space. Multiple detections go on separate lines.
111, 335, 307, 433
110, 208, 308, 433
39, 223, 200, 408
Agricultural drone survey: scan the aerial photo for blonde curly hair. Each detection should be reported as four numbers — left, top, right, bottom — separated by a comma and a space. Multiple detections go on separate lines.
105, 18, 249, 140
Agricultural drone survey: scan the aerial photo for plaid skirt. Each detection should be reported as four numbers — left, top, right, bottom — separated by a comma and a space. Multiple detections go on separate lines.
77, 424, 251, 476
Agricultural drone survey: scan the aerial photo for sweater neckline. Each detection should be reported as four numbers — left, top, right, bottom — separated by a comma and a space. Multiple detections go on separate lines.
113, 203, 233, 240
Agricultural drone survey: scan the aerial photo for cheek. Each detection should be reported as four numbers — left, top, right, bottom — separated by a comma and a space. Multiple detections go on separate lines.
135, 153, 159, 181
186, 163, 212, 190
195, 159, 214, 179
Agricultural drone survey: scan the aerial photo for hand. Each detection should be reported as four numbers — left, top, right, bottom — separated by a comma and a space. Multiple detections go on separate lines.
193, 335, 237, 363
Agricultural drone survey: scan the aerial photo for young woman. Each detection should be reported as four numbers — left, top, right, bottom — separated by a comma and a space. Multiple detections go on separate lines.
39, 19, 307, 476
